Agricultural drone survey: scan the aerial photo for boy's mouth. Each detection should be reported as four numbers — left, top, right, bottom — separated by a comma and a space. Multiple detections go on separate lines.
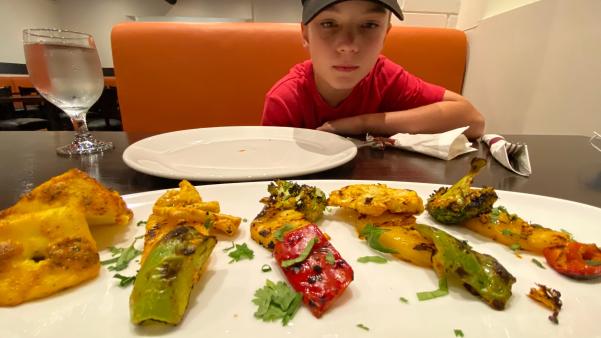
332, 65, 359, 72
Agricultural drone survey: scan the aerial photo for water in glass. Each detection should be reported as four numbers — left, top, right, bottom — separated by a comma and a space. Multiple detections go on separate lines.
23, 29, 113, 156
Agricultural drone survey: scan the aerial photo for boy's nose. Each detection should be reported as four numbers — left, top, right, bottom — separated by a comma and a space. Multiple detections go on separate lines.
336, 29, 359, 54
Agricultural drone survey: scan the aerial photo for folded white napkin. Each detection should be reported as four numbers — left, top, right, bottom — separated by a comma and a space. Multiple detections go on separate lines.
366, 126, 477, 160
591, 131, 601, 153
482, 134, 532, 176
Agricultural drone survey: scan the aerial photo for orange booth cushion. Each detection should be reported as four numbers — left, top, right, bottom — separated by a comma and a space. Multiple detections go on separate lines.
111, 22, 466, 133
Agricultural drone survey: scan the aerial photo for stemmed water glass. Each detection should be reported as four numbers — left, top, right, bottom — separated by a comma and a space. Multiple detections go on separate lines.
23, 28, 114, 156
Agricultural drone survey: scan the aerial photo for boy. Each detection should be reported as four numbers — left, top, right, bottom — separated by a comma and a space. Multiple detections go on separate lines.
261, 0, 485, 139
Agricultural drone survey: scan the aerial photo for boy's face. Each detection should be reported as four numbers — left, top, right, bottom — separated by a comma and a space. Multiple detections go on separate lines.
302, 0, 391, 94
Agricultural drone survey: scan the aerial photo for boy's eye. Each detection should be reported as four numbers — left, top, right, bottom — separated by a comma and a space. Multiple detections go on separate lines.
361, 22, 380, 29
319, 21, 337, 28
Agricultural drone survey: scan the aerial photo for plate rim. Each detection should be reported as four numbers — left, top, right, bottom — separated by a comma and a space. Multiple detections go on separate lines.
122, 126, 358, 181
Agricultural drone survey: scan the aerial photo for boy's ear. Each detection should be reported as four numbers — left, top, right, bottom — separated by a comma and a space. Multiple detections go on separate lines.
301, 23, 309, 48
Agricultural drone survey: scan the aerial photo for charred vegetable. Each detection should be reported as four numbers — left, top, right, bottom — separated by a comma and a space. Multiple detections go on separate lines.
463, 206, 570, 255
426, 158, 497, 224
273, 224, 353, 317
415, 224, 516, 310
130, 226, 216, 325
543, 242, 601, 280
251, 180, 327, 250
266, 180, 327, 222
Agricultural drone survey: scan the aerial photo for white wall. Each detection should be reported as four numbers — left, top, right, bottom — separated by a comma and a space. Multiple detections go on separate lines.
0, 0, 60, 64
463, 0, 601, 136
58, 0, 171, 68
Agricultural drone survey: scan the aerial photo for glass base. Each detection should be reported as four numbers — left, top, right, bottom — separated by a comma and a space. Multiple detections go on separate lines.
56, 132, 114, 156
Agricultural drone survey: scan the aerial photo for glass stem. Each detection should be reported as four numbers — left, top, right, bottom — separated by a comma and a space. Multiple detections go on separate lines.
70, 111, 90, 135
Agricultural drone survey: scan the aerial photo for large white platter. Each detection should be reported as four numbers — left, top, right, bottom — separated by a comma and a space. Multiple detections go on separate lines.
2, 180, 600, 338
122, 126, 357, 181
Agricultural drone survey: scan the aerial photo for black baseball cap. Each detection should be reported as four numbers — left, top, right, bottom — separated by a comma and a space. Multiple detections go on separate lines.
301, 0, 404, 25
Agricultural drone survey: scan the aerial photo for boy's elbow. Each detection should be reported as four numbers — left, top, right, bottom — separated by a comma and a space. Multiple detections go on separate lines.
465, 105, 485, 139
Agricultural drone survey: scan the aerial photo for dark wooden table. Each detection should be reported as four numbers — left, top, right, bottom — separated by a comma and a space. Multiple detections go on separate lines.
1, 131, 600, 209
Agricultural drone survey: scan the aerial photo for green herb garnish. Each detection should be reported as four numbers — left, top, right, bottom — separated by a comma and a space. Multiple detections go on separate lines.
357, 324, 370, 331
261, 264, 272, 272
281, 238, 317, 268
357, 256, 388, 264
252, 279, 302, 326
136, 220, 147, 226
490, 206, 505, 224
399, 297, 409, 303
510, 243, 521, 251
204, 218, 213, 229
228, 243, 254, 263
242, 218, 248, 222
223, 242, 236, 252
586, 260, 601, 266
501, 229, 514, 236
325, 251, 336, 265
417, 277, 449, 301
359, 224, 398, 254
454, 329, 464, 337
113, 273, 136, 287
531, 258, 546, 269
101, 237, 142, 271
274, 224, 294, 242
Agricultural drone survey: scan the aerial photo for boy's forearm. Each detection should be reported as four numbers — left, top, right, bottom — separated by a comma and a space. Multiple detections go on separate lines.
365, 98, 485, 139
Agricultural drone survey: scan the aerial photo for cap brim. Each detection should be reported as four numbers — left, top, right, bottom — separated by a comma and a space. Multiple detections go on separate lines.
302, 0, 404, 25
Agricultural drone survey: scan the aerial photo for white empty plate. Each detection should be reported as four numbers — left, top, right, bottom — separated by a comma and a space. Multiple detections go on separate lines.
122, 126, 357, 181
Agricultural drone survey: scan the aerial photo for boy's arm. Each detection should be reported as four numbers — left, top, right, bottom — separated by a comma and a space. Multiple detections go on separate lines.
317, 90, 485, 139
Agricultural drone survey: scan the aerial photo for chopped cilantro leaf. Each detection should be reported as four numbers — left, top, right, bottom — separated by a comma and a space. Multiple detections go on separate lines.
325, 251, 336, 265
399, 297, 409, 303
274, 224, 294, 242
223, 242, 236, 252
242, 218, 248, 223
510, 243, 521, 251
204, 218, 213, 229
101, 237, 142, 272
228, 243, 254, 263
113, 273, 136, 287
417, 277, 449, 301
281, 238, 317, 268
454, 329, 464, 337
136, 220, 147, 226
252, 279, 302, 326
261, 264, 272, 272
360, 224, 398, 254
586, 260, 601, 266
357, 324, 370, 331
501, 229, 514, 236
357, 256, 388, 264
531, 258, 546, 269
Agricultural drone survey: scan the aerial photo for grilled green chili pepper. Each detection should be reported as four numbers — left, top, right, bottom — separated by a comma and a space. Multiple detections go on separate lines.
415, 224, 515, 310
130, 225, 216, 325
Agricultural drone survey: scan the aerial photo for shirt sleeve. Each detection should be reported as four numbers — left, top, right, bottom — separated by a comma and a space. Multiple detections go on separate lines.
380, 66, 446, 112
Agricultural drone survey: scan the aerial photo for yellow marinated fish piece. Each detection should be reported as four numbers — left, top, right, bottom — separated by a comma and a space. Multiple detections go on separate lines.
328, 184, 424, 216
0, 168, 132, 227
250, 207, 310, 250
0, 206, 99, 306
141, 181, 241, 262
463, 207, 570, 255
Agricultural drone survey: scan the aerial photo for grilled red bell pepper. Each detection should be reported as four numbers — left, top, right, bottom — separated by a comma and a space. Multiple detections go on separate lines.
543, 241, 601, 279
273, 224, 354, 317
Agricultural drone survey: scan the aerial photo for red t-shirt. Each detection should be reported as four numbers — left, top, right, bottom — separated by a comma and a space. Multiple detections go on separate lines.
261, 55, 446, 129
